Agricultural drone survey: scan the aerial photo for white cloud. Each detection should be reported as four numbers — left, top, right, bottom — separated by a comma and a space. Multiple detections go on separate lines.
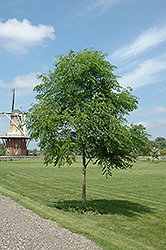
138, 119, 166, 128
138, 119, 166, 139
87, 0, 122, 11
12, 73, 40, 88
133, 106, 166, 117
11, 73, 42, 96
0, 119, 9, 135
112, 24, 166, 60
0, 72, 41, 96
0, 79, 7, 88
0, 18, 55, 53
76, 0, 124, 17
110, 24, 166, 88
149, 106, 166, 116
119, 58, 166, 88
159, 84, 166, 93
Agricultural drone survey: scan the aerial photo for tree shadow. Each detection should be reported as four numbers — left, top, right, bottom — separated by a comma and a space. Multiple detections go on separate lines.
47, 199, 154, 217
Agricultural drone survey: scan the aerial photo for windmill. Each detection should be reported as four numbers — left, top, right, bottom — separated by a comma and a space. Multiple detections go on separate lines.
0, 89, 30, 156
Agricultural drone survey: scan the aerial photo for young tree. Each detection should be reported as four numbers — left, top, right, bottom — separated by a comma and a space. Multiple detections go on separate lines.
26, 49, 150, 207
151, 147, 160, 162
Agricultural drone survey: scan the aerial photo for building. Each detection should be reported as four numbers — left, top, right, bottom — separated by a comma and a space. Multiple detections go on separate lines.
0, 110, 30, 156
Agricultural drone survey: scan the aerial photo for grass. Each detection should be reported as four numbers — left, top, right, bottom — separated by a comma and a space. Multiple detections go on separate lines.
0, 158, 165, 249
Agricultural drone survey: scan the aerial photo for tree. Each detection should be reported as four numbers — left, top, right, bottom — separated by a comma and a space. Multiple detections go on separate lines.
26, 49, 150, 207
155, 137, 166, 150
28, 148, 40, 156
160, 148, 166, 156
137, 143, 152, 156
149, 137, 166, 150
0, 141, 5, 156
150, 147, 160, 162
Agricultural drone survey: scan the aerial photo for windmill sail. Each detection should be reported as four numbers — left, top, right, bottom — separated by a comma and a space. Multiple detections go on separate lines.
12, 89, 15, 112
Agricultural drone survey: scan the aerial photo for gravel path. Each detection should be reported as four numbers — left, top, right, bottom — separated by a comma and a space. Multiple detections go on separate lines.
0, 194, 101, 250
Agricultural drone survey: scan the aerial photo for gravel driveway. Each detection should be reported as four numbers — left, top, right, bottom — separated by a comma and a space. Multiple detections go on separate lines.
0, 194, 101, 249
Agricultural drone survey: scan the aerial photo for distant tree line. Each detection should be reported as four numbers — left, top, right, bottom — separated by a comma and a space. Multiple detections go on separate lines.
149, 137, 166, 157
149, 137, 166, 150
138, 137, 166, 157
28, 148, 40, 156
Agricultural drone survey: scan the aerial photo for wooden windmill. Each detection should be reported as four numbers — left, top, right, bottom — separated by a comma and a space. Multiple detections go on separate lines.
0, 89, 30, 156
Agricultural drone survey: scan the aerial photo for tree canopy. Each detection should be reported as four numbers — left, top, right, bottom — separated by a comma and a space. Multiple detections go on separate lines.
26, 49, 150, 206
154, 137, 166, 150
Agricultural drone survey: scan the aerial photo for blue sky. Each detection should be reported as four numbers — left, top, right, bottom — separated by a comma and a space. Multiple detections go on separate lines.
0, 0, 166, 149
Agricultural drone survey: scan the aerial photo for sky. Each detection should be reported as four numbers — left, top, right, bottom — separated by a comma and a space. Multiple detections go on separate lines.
0, 0, 166, 149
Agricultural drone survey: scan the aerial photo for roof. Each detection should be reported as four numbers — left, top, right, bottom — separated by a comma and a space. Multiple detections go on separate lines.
11, 109, 22, 116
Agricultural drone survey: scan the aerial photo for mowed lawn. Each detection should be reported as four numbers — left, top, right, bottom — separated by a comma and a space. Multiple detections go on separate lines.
0, 158, 165, 250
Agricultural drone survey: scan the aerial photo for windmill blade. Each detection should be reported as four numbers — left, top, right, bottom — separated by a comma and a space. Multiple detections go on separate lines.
12, 89, 15, 112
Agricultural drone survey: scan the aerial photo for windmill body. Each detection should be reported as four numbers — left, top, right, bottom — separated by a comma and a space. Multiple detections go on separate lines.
0, 90, 30, 156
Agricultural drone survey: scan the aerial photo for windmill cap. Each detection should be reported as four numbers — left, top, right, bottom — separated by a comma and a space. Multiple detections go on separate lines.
11, 109, 22, 116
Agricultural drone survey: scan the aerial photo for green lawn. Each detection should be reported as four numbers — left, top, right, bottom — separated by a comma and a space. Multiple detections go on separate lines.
0, 158, 165, 250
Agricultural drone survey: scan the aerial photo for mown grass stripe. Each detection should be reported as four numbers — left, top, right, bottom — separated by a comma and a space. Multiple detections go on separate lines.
0, 159, 165, 250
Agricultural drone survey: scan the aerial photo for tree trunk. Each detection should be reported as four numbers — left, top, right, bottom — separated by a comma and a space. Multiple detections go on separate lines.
82, 149, 86, 207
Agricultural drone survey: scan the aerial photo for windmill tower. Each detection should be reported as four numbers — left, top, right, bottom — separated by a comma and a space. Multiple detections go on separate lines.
0, 89, 30, 156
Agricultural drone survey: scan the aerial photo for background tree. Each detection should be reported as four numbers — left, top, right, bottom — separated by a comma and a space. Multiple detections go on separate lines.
26, 49, 150, 207
160, 148, 166, 156
151, 147, 160, 162
154, 137, 166, 150
28, 148, 40, 156
0, 141, 5, 156
149, 137, 166, 150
